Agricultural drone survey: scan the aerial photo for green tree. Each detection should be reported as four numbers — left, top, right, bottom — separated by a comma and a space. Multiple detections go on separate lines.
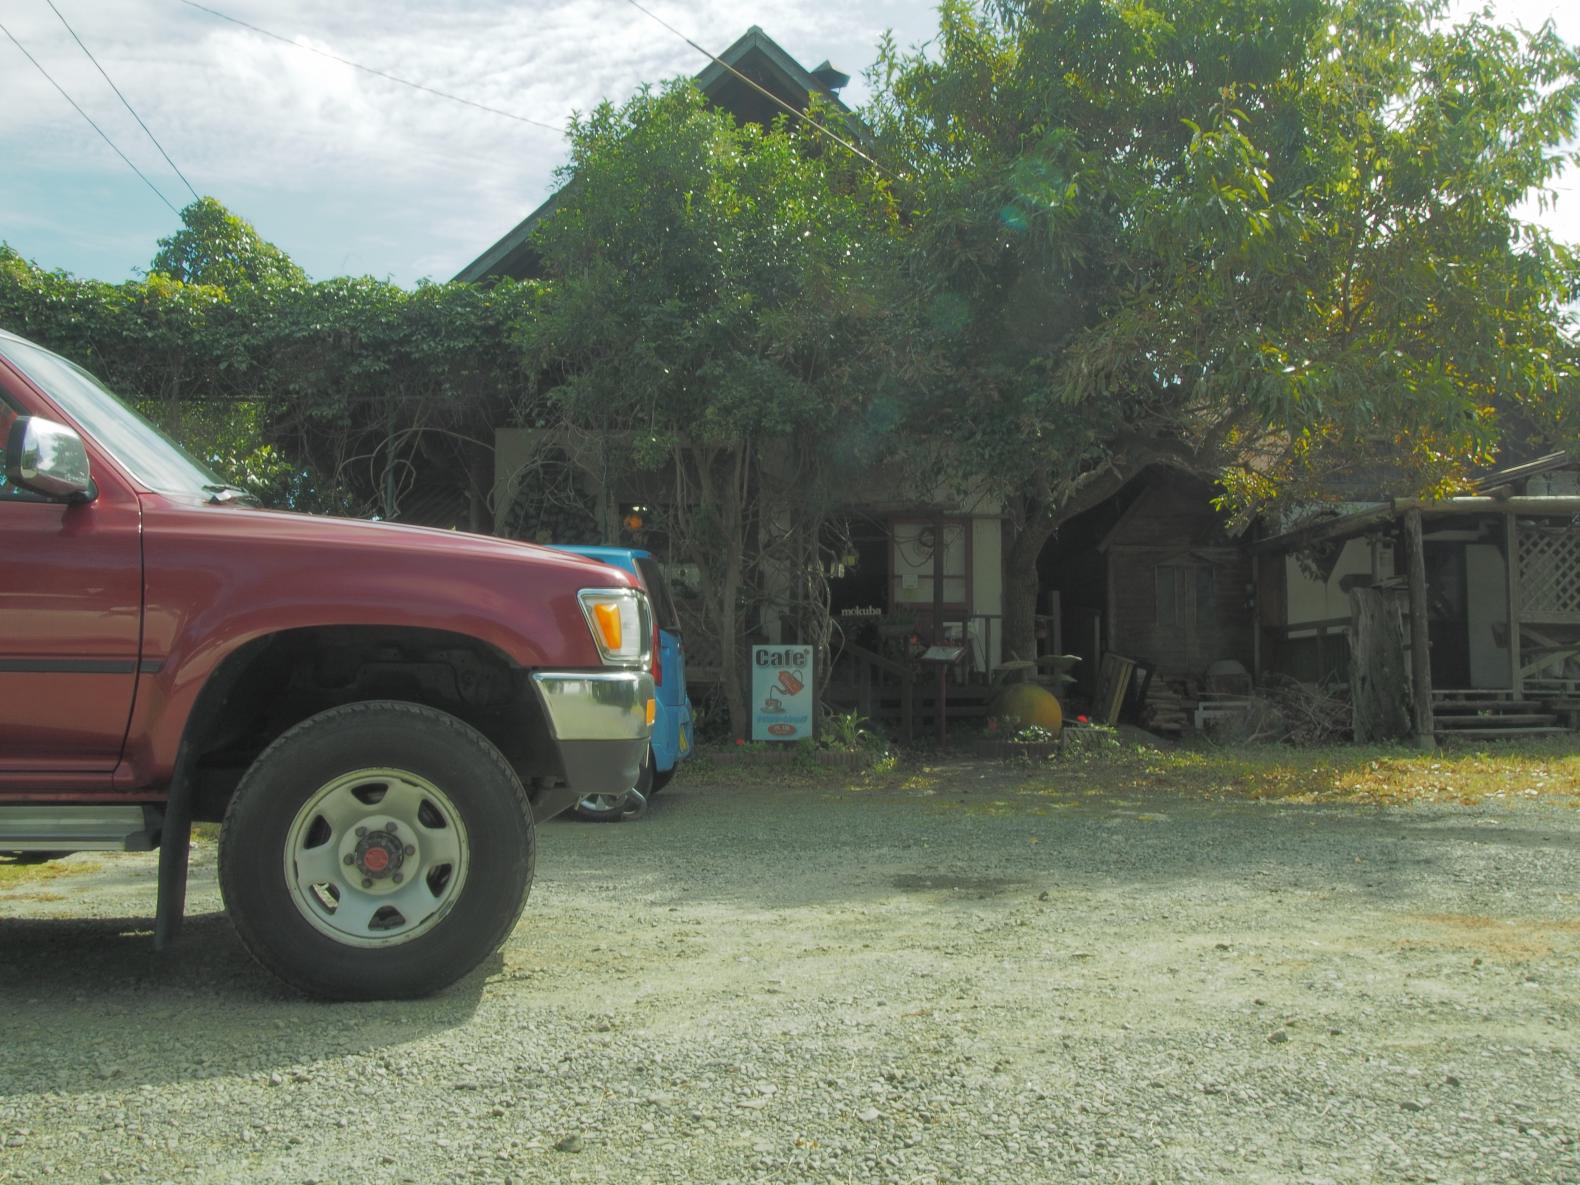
528, 83, 914, 736
149, 196, 306, 289
1, 240, 538, 518
242, 274, 541, 521
871, 0, 1580, 662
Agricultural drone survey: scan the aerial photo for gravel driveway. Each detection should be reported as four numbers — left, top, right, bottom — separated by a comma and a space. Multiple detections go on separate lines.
2, 760, 1578, 1185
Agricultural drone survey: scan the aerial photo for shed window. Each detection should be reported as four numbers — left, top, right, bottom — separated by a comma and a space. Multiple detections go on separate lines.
1155, 564, 1215, 627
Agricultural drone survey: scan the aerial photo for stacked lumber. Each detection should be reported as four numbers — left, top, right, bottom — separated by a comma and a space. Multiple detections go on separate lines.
1141, 681, 1191, 736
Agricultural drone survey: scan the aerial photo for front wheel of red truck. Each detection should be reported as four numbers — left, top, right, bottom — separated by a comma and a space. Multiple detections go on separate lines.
219, 700, 535, 1000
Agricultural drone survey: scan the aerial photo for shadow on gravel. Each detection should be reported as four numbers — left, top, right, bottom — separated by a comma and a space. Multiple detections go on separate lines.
1393, 820, 1580, 852
0, 912, 494, 1095
543, 780, 1580, 914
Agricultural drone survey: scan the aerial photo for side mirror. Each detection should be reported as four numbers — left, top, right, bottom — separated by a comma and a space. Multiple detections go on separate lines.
4, 416, 94, 502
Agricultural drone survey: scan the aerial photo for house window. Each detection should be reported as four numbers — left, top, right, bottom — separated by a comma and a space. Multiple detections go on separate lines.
1155, 564, 1215, 627
890, 519, 969, 610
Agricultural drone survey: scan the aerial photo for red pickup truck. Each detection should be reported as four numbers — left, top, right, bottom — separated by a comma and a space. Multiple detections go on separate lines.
0, 328, 654, 999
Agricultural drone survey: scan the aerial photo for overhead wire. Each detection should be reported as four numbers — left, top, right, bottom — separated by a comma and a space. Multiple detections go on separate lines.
618, 0, 894, 180
47, 0, 200, 202
178, 0, 564, 134
0, 19, 180, 214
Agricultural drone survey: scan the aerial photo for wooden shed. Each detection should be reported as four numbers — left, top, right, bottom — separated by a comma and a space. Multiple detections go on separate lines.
1047, 469, 1255, 701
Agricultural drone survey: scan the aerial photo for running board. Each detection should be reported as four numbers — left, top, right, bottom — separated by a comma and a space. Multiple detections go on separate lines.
0, 805, 161, 852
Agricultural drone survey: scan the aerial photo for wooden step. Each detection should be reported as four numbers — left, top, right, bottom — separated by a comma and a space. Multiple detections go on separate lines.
1432, 698, 1547, 711
1435, 713, 1558, 728
1434, 726, 1572, 739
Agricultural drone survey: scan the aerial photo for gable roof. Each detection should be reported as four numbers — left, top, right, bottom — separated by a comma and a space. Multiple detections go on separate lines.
452, 26, 851, 284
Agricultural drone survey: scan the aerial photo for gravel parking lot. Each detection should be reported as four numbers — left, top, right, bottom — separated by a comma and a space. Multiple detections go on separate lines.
3, 757, 1579, 1185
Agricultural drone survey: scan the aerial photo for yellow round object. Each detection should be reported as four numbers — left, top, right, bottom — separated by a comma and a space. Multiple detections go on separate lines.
990, 682, 1063, 736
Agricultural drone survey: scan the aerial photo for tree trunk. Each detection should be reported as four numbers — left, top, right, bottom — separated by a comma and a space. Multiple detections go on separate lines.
717, 537, 748, 741
1001, 507, 1058, 665
1000, 463, 1142, 669
1348, 585, 1411, 742
683, 444, 753, 741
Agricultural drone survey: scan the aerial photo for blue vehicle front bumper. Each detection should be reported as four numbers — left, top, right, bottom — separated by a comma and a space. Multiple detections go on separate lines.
651, 699, 693, 774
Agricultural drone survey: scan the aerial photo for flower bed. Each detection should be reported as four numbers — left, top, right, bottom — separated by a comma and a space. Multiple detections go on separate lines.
978, 715, 1063, 760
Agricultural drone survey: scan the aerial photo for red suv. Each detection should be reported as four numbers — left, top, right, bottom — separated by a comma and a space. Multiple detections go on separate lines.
0, 328, 654, 999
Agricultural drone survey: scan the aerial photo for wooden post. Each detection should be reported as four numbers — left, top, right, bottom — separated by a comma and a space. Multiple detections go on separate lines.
1505, 511, 1523, 697
935, 662, 948, 745
931, 515, 946, 645
900, 675, 914, 744
1403, 509, 1435, 748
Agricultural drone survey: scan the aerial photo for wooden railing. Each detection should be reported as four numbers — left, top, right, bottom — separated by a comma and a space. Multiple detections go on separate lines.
831, 639, 917, 743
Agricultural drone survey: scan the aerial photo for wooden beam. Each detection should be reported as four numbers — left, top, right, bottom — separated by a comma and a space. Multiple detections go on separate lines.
1253, 495, 1580, 555
1506, 511, 1523, 697
1403, 509, 1435, 749
1250, 553, 1262, 681
1393, 496, 1580, 516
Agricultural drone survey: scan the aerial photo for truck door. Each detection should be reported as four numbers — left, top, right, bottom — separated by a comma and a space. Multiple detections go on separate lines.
0, 384, 143, 777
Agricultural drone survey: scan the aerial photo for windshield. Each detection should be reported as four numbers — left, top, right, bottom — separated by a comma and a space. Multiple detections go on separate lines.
635, 556, 681, 633
0, 335, 226, 495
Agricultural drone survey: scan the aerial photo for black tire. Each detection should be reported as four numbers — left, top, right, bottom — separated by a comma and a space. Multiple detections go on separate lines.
218, 700, 534, 1001
573, 745, 652, 822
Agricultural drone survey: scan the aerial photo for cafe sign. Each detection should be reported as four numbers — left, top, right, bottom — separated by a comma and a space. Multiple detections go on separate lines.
751, 645, 813, 741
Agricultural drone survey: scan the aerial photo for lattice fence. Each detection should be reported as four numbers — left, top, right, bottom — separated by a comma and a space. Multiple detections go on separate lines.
1520, 527, 1580, 623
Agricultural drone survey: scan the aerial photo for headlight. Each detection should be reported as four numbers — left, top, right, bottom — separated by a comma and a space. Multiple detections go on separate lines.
578, 588, 652, 667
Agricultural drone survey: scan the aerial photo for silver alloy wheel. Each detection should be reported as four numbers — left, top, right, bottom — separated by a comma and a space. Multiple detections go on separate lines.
282, 767, 469, 947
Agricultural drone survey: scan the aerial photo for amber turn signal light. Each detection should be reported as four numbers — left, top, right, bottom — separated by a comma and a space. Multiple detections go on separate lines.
577, 588, 651, 666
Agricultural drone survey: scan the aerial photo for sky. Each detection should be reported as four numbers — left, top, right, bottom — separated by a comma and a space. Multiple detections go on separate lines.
1, 0, 1576, 288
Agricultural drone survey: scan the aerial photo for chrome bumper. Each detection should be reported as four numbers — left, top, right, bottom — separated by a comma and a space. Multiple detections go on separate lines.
530, 670, 655, 741
529, 670, 654, 819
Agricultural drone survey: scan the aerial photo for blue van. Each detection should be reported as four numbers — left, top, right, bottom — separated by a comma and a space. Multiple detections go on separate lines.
552, 547, 693, 820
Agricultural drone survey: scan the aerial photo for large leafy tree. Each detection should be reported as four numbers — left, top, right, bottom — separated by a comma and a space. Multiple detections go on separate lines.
870, 0, 1580, 662
149, 196, 306, 289
528, 83, 915, 736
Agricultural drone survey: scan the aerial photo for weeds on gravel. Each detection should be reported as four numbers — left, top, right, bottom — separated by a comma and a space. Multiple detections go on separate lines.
1020, 737, 1580, 807
0, 855, 102, 888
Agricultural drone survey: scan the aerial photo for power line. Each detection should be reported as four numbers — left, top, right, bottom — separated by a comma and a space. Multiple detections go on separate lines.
619, 0, 893, 180
0, 19, 180, 214
179, 0, 564, 134
47, 0, 200, 202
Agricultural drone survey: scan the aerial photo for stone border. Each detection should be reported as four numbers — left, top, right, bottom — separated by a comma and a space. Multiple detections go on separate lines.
972, 738, 1063, 761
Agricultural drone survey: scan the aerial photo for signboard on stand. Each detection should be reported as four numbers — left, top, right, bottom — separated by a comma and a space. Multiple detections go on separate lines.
751, 645, 813, 741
